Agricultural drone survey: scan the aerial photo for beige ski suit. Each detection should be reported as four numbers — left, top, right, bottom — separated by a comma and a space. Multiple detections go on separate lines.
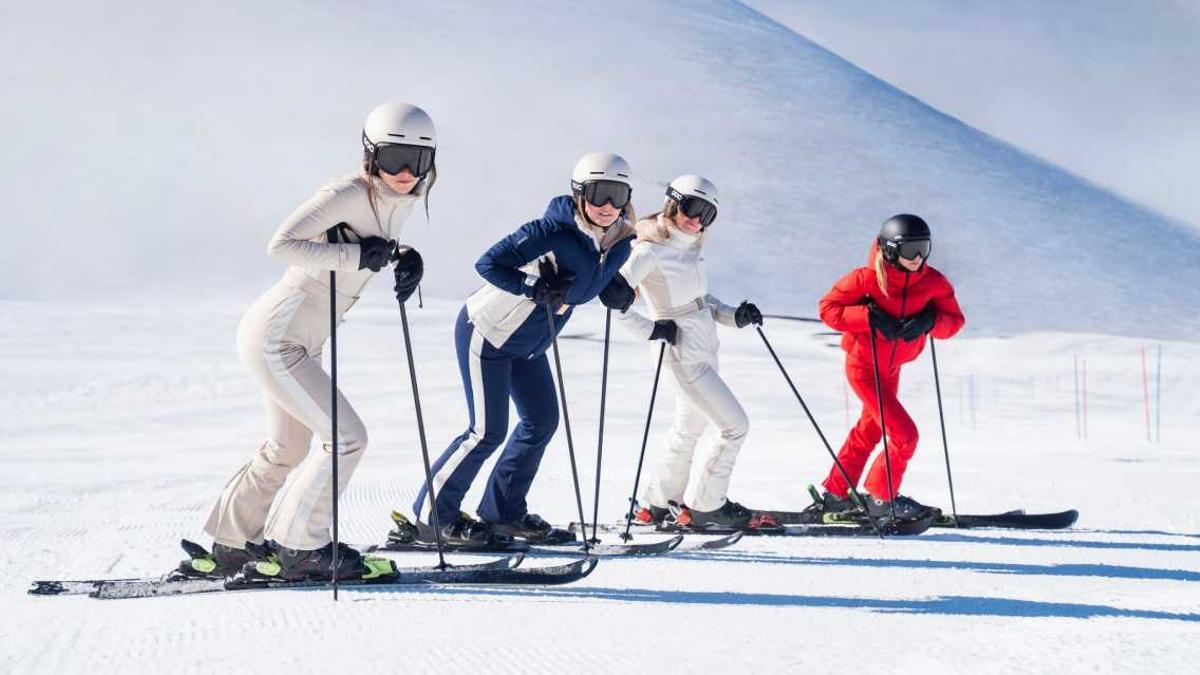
616, 215, 747, 512
204, 172, 418, 550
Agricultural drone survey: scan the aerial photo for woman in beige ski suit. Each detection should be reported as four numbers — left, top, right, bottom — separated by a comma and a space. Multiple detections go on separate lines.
618, 175, 775, 531
197, 103, 434, 581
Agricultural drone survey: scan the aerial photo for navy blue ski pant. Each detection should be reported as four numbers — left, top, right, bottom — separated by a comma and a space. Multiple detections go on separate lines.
413, 306, 559, 526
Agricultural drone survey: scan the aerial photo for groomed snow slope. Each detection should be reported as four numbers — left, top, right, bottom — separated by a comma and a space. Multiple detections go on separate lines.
3, 1, 1199, 338
1, 298, 1197, 672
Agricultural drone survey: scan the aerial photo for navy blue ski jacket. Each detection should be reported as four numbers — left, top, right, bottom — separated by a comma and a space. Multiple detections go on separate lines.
466, 195, 634, 356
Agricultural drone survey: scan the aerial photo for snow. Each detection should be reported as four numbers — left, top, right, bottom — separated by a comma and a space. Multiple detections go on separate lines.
2, 297, 1197, 672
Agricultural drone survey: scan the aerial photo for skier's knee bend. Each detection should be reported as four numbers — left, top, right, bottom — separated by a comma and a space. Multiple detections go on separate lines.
329, 421, 368, 455
721, 410, 749, 442
514, 410, 558, 446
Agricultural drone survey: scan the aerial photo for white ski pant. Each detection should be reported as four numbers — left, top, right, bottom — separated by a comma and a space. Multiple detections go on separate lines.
641, 358, 749, 512
204, 283, 367, 550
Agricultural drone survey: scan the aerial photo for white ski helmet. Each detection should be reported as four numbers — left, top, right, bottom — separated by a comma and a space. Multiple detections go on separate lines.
666, 175, 719, 228
362, 102, 437, 151
571, 152, 633, 193
666, 174, 718, 208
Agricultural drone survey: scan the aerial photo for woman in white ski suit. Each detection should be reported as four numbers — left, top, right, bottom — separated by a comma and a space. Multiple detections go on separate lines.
201, 103, 433, 576
616, 175, 768, 528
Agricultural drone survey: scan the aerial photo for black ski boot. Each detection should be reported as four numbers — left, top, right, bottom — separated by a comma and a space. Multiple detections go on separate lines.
684, 499, 778, 531
864, 493, 939, 523
490, 512, 577, 544
273, 542, 366, 581
417, 512, 516, 549
176, 539, 264, 579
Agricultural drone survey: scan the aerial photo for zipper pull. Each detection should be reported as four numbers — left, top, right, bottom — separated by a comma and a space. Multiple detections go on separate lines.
599, 250, 607, 267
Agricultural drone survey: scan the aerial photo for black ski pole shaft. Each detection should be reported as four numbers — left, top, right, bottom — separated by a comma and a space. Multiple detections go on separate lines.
621, 342, 665, 542
929, 338, 958, 525
399, 302, 447, 568
417, 284, 423, 309
545, 309, 591, 553
754, 327, 882, 537
328, 270, 340, 601
867, 325, 898, 523
589, 309, 612, 544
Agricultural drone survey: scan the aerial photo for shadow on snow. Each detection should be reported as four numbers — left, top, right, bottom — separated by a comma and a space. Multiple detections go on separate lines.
674, 551, 1200, 583
354, 585, 1199, 622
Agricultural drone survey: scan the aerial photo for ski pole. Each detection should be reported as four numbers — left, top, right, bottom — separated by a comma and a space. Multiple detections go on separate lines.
398, 302, 447, 569
328, 269, 340, 601
545, 309, 591, 553
589, 309, 612, 544
621, 342, 666, 542
929, 338, 958, 525
754, 327, 881, 537
867, 325, 899, 523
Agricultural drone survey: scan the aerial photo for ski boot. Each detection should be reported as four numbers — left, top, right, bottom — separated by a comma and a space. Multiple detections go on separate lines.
489, 512, 577, 545
682, 499, 778, 531
632, 502, 670, 527
270, 542, 368, 581
864, 493, 940, 523
417, 512, 517, 550
176, 539, 265, 579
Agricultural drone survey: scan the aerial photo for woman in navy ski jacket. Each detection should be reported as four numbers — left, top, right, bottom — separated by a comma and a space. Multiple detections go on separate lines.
405, 152, 638, 547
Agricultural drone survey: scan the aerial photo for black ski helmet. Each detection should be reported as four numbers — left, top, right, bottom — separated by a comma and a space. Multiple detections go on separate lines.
878, 214, 932, 267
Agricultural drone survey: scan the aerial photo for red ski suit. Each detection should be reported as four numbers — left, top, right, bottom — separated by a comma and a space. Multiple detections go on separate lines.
818, 249, 964, 499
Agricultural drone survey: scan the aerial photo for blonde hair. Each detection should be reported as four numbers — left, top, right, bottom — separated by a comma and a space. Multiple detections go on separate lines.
873, 249, 890, 298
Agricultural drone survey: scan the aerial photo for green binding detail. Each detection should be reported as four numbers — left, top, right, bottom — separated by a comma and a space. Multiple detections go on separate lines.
391, 510, 411, 525
255, 560, 282, 577
807, 484, 823, 504
363, 557, 394, 580
190, 557, 218, 575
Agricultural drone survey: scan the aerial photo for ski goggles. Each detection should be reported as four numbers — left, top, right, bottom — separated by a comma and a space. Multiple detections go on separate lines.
884, 238, 932, 261
373, 143, 435, 178
677, 196, 718, 228
580, 180, 632, 209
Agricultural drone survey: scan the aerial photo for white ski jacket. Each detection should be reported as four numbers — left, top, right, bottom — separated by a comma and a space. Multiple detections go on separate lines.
616, 214, 738, 364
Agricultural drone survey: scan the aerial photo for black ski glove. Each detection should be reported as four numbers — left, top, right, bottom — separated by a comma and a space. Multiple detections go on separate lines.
358, 236, 397, 272
898, 304, 936, 341
393, 247, 424, 304
599, 274, 635, 312
649, 319, 678, 345
734, 301, 763, 328
528, 259, 574, 309
867, 301, 903, 340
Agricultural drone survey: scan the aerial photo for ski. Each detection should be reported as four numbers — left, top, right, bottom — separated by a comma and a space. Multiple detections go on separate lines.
29, 578, 141, 597
32, 554, 525, 598
934, 509, 1079, 530
581, 515, 933, 538
762, 507, 1078, 530
90, 555, 595, 600
370, 534, 685, 557
569, 526, 744, 551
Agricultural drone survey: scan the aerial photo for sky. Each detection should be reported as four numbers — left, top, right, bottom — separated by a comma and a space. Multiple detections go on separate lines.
747, 0, 1200, 229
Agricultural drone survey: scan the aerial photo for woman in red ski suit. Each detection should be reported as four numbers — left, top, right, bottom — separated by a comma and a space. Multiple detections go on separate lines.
817, 216, 964, 518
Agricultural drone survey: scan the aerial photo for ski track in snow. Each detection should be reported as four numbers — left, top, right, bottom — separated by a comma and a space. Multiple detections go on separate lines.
1, 299, 1198, 672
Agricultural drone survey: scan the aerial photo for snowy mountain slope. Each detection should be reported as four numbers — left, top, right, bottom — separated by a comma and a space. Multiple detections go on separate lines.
1, 298, 1197, 672
2, 1, 1198, 338
744, 0, 1200, 230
